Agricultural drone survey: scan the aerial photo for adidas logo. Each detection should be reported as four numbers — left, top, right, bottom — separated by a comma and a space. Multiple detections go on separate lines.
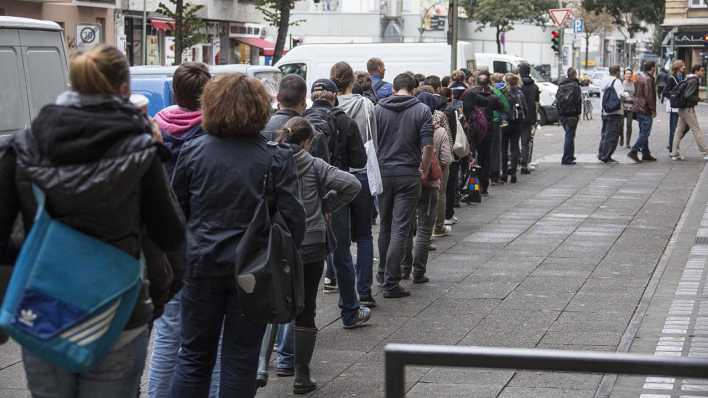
18, 309, 37, 327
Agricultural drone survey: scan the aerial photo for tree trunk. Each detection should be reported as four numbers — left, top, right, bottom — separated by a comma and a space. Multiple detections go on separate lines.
585, 33, 590, 68
495, 26, 502, 54
175, 0, 183, 65
272, 0, 290, 64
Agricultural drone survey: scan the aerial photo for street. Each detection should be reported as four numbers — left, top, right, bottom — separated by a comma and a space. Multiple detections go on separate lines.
2, 102, 707, 398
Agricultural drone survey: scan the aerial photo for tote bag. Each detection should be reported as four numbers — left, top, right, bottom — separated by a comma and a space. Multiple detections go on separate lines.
453, 110, 471, 158
0, 186, 141, 372
363, 106, 384, 196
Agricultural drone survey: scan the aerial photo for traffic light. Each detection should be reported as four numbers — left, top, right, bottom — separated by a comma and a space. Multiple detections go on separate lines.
551, 30, 561, 54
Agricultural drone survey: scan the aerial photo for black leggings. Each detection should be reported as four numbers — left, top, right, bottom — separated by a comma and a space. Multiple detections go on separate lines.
476, 137, 492, 193
296, 259, 325, 329
445, 161, 458, 220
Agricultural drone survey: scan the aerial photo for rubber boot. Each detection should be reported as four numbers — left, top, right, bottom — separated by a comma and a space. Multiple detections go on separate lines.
293, 327, 318, 394
256, 324, 278, 388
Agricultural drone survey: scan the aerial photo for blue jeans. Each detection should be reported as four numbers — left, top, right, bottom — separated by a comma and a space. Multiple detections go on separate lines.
275, 322, 294, 369
633, 113, 654, 154
351, 172, 374, 298
169, 276, 266, 398
23, 330, 149, 398
331, 207, 361, 325
669, 111, 679, 150
561, 117, 578, 164
148, 292, 221, 398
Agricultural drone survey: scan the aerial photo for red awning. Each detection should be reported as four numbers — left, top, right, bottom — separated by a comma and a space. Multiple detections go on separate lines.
237, 37, 276, 56
150, 20, 174, 32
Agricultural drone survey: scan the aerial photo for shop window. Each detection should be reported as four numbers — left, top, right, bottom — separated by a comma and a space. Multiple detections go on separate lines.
689, 0, 707, 8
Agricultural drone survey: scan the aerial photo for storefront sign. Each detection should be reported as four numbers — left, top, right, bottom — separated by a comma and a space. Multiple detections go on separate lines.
674, 32, 708, 47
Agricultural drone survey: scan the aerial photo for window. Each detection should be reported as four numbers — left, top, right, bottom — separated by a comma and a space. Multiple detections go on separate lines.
0, 46, 28, 134
493, 61, 514, 74
279, 63, 307, 81
689, 0, 707, 8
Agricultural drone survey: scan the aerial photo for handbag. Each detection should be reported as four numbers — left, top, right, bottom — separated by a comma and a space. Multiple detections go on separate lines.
234, 151, 305, 324
363, 105, 384, 196
0, 186, 142, 372
453, 110, 471, 158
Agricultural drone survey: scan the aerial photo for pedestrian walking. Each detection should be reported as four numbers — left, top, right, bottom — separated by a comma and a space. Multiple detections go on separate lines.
261, 75, 308, 141
555, 67, 582, 165
276, 117, 361, 394
375, 72, 434, 299
367, 57, 393, 100
671, 64, 708, 161
598, 65, 624, 163
519, 63, 540, 174
0, 45, 186, 398
502, 73, 527, 180
147, 62, 215, 398
331, 62, 379, 307
664, 61, 686, 152
465, 71, 502, 195
628, 61, 658, 163
168, 73, 306, 398
621, 68, 636, 148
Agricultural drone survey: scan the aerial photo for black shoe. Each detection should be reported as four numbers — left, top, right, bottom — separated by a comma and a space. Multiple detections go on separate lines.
413, 275, 430, 284
510, 174, 517, 183
642, 152, 657, 162
293, 327, 318, 394
561, 161, 576, 165
360, 295, 377, 308
520, 168, 530, 175
401, 270, 411, 280
606, 158, 618, 163
428, 244, 437, 251
323, 277, 337, 293
627, 150, 641, 163
383, 286, 411, 298
480, 189, 489, 195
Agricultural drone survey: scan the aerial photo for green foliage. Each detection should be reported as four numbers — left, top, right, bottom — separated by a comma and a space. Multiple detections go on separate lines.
157, 0, 207, 60
469, 0, 555, 33
583, 0, 664, 36
255, 0, 296, 27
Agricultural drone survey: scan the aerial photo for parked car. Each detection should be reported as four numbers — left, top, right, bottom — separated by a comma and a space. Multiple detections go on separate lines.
585, 68, 610, 97
0, 16, 69, 137
130, 64, 283, 116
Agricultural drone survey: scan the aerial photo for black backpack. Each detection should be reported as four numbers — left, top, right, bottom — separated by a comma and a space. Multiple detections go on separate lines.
669, 79, 689, 109
507, 90, 526, 122
602, 79, 622, 113
303, 106, 337, 162
556, 81, 580, 116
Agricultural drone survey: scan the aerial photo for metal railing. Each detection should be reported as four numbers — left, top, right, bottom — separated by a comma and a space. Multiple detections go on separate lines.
384, 343, 708, 397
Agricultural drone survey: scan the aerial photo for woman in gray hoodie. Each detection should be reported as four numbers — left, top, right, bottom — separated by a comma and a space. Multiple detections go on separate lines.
277, 117, 362, 395
330, 62, 379, 307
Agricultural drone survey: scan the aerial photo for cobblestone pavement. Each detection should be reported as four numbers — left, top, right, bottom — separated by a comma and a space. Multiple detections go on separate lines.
2, 103, 708, 398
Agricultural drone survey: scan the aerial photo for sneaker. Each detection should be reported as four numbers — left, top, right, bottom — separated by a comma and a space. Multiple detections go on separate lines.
606, 158, 618, 163
376, 273, 384, 287
671, 155, 680, 161
627, 150, 641, 163
428, 244, 436, 251
413, 275, 430, 284
360, 295, 377, 308
323, 277, 338, 293
432, 226, 451, 237
343, 307, 372, 329
383, 286, 411, 299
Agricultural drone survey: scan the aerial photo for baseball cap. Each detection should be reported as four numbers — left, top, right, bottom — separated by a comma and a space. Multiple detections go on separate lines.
311, 78, 338, 94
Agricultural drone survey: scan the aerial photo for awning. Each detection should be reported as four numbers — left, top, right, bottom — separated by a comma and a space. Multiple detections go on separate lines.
237, 37, 276, 56
150, 20, 174, 32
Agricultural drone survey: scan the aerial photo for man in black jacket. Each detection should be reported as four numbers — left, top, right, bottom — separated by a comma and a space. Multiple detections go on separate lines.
519, 63, 540, 174
261, 75, 308, 141
672, 64, 708, 160
556, 68, 582, 165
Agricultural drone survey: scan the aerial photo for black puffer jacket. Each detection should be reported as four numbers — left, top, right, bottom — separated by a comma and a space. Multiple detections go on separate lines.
172, 134, 306, 278
0, 92, 186, 330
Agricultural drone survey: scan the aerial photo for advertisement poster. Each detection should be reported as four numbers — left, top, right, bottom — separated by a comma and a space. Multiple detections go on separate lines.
165, 36, 175, 66
147, 35, 160, 65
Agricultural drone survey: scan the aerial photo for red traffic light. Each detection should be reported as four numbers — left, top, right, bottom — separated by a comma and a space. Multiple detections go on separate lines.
704, 34, 708, 41
551, 30, 560, 39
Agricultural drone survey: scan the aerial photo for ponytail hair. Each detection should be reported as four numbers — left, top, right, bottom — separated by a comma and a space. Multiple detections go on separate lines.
70, 45, 129, 96
277, 117, 314, 146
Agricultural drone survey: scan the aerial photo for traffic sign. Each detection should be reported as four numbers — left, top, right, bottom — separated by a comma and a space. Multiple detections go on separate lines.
549, 8, 571, 27
574, 18, 584, 33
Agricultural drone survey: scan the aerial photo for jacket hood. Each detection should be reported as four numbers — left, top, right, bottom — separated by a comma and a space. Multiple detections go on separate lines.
416, 92, 438, 112
292, 146, 314, 177
378, 95, 422, 112
22, 91, 151, 165
559, 78, 579, 87
522, 76, 535, 86
337, 94, 369, 118
154, 105, 203, 138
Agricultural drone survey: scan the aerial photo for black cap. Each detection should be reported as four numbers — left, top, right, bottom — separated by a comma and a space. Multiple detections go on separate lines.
311, 78, 338, 94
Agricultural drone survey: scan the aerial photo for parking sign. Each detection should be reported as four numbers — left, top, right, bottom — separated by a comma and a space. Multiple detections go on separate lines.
574, 18, 584, 33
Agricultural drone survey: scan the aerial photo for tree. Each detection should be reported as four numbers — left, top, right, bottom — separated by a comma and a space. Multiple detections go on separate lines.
576, 7, 613, 68
157, 0, 206, 65
256, 0, 297, 64
468, 0, 555, 54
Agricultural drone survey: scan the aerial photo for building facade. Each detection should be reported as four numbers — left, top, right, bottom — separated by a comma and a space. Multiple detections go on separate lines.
663, 0, 708, 68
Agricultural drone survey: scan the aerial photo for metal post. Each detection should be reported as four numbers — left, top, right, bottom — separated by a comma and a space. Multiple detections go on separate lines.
450, 0, 458, 73
142, 0, 147, 65
385, 350, 405, 398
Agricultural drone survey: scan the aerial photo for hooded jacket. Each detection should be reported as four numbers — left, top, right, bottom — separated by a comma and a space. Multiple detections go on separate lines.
307, 99, 366, 171
155, 105, 205, 178
375, 95, 434, 177
0, 92, 186, 330
633, 71, 657, 116
292, 147, 361, 248
519, 64, 540, 124
601, 76, 625, 116
337, 93, 377, 173
682, 74, 701, 108
261, 108, 301, 142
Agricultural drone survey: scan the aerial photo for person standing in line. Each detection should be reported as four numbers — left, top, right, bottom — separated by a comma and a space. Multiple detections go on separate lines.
671, 64, 708, 161
331, 62, 379, 307
353, 71, 379, 105
375, 73, 434, 298
466, 71, 503, 195
519, 63, 540, 174
503, 73, 528, 178
169, 74, 306, 398
440, 87, 461, 225
598, 65, 624, 163
663, 61, 685, 152
367, 57, 394, 100
276, 117, 361, 394
0, 45, 186, 398
490, 73, 511, 184
449, 70, 468, 101
620, 68, 636, 148
555, 67, 582, 166
628, 61, 658, 163
261, 75, 308, 141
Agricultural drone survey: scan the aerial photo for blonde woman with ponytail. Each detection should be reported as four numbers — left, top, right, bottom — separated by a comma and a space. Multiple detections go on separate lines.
0, 45, 185, 397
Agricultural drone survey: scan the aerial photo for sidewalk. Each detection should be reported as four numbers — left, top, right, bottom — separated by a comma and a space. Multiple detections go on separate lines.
1, 111, 707, 398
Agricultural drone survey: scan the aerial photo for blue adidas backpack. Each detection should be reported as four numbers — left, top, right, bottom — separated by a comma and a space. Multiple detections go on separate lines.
0, 186, 142, 372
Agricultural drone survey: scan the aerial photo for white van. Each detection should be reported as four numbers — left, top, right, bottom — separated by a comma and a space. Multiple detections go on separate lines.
0, 17, 70, 137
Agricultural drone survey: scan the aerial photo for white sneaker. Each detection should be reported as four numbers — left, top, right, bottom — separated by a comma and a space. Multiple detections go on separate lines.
444, 216, 460, 226
703, 154, 708, 161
